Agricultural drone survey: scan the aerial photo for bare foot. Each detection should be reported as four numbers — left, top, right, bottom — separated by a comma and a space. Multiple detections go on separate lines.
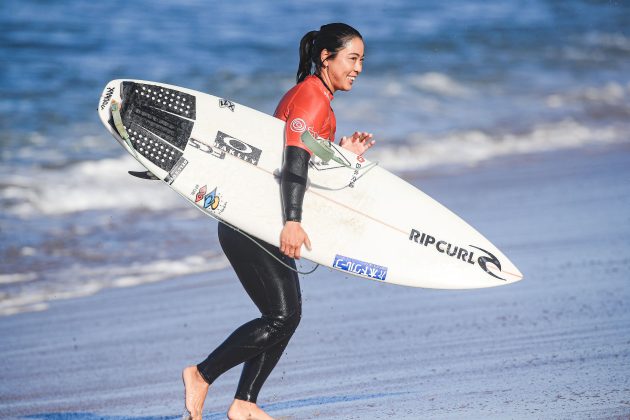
227, 399, 275, 420
182, 365, 210, 420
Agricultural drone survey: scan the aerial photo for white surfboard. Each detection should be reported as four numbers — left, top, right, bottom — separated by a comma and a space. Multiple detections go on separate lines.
97, 79, 523, 289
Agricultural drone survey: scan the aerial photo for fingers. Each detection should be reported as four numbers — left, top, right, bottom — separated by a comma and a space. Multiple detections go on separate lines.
354, 132, 375, 154
352, 132, 373, 145
293, 232, 312, 258
283, 242, 303, 259
294, 244, 301, 260
279, 225, 311, 259
340, 132, 376, 155
281, 241, 297, 258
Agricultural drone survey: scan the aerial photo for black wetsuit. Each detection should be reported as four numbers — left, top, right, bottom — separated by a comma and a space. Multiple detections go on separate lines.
197, 75, 332, 403
197, 222, 301, 402
196, 147, 310, 402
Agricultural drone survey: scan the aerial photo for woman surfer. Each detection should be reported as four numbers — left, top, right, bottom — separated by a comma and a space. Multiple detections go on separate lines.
182, 22, 375, 420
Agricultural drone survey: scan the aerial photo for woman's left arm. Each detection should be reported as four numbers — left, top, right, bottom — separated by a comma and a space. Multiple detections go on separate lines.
340, 131, 376, 155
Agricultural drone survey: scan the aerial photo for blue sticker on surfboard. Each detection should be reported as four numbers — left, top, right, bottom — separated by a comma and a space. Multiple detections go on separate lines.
333, 254, 388, 280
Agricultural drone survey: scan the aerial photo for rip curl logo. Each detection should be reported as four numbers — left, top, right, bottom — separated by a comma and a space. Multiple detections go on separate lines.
290, 118, 307, 133
469, 245, 506, 281
100, 86, 115, 110
214, 131, 261, 166
409, 228, 506, 281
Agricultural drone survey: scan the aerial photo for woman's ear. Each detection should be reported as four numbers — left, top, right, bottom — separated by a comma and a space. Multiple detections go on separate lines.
320, 49, 331, 68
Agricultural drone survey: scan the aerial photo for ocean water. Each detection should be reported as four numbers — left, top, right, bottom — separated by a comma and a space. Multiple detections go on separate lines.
1, 0, 629, 315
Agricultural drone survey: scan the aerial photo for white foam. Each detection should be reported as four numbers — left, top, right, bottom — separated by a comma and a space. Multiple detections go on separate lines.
1, 154, 184, 218
0, 252, 230, 317
372, 119, 627, 172
20, 247, 37, 256
3, 120, 627, 220
408, 72, 473, 97
586, 32, 630, 52
0, 272, 38, 285
546, 82, 628, 107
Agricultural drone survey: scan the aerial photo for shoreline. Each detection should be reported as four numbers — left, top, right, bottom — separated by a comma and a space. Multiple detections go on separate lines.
1, 143, 629, 419
3, 141, 627, 319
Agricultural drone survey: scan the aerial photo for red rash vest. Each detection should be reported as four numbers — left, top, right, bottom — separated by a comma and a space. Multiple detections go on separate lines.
274, 75, 336, 155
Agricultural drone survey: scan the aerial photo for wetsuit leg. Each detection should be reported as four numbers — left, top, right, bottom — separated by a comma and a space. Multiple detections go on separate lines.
197, 222, 301, 403
234, 328, 294, 401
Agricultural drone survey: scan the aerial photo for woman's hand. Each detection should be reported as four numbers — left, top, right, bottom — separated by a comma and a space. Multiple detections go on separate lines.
280, 221, 312, 259
340, 131, 375, 155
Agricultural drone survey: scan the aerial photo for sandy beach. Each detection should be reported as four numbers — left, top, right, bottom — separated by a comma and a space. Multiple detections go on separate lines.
2, 1, 629, 418
1, 143, 629, 419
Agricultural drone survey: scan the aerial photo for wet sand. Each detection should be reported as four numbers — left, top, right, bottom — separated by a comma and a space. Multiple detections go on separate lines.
1, 144, 629, 419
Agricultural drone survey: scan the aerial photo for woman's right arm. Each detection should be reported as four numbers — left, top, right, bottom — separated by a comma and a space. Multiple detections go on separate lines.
280, 146, 312, 259
277, 97, 328, 259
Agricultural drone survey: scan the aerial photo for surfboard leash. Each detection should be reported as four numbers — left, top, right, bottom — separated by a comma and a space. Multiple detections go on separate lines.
178, 191, 320, 276
110, 100, 139, 160
217, 220, 321, 275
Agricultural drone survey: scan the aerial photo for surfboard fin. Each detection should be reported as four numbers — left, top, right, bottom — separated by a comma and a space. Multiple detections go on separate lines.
128, 170, 160, 180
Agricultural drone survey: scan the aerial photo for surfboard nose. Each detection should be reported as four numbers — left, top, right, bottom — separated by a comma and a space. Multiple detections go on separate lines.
503, 260, 524, 283
98, 80, 120, 112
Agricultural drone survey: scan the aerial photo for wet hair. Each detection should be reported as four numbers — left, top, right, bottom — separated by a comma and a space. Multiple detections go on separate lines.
296, 23, 363, 83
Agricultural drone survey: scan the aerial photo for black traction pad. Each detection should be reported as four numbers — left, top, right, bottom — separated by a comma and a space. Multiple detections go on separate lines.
124, 104, 192, 150
121, 82, 196, 120
125, 123, 184, 171
109, 81, 197, 172
120, 82, 195, 149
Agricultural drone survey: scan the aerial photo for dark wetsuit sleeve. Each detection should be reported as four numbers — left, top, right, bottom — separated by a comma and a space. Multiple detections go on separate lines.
281, 146, 310, 223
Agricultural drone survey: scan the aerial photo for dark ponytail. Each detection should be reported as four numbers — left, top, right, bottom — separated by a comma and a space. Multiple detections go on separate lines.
296, 23, 363, 83
297, 30, 319, 84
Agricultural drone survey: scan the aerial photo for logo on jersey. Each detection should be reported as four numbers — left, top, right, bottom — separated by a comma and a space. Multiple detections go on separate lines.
214, 131, 261, 166
219, 98, 235, 112
290, 118, 307, 133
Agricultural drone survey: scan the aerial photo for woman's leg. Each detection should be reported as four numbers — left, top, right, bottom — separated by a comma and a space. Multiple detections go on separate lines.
196, 223, 302, 401
233, 333, 293, 402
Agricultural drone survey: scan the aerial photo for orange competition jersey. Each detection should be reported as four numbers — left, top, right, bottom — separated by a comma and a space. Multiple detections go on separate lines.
274, 75, 336, 155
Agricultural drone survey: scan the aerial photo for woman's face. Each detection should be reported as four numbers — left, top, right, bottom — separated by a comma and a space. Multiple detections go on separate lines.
321, 37, 365, 92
